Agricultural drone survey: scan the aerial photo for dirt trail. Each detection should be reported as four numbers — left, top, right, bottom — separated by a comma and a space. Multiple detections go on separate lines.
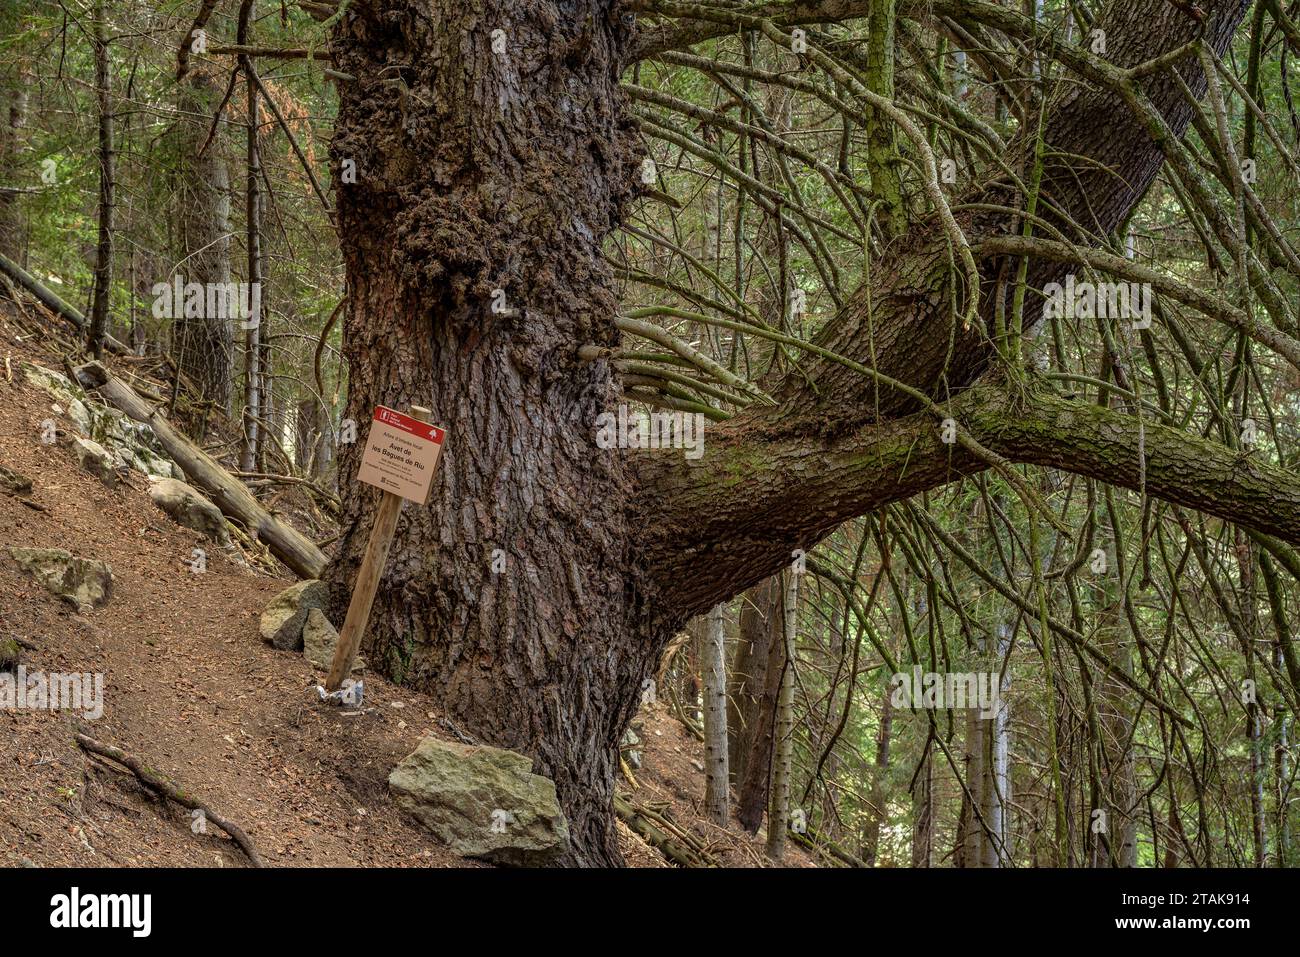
0, 302, 808, 869
0, 308, 475, 866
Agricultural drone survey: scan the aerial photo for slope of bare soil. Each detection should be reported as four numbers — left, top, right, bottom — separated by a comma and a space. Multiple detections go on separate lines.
0, 328, 468, 866
0, 296, 806, 869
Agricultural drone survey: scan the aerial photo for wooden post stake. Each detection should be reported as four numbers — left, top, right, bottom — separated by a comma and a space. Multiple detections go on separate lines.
325, 405, 432, 691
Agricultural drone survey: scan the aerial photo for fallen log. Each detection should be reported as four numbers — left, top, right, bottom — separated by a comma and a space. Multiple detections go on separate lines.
72, 360, 328, 579
613, 793, 720, 867
791, 826, 866, 868
0, 251, 132, 355
75, 733, 263, 867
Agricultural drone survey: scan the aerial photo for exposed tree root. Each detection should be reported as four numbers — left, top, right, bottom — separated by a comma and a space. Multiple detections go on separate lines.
74, 732, 264, 867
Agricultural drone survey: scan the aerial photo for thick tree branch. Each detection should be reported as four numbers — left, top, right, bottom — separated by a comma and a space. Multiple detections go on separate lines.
639, 378, 1300, 618
633, 0, 1258, 620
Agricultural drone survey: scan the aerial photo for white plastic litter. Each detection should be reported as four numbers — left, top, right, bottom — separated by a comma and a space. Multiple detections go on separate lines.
316, 678, 364, 708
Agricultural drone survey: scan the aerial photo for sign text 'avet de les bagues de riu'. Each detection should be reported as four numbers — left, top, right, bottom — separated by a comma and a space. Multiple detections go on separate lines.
355, 405, 445, 505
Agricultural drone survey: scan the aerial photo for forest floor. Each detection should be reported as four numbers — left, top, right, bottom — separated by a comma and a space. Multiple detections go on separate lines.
0, 295, 812, 869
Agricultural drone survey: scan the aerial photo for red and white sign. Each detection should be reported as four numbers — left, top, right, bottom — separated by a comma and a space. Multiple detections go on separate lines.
356, 406, 446, 505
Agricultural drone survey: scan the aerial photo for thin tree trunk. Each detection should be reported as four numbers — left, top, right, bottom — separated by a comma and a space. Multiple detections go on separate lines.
258, 339, 275, 472
702, 602, 729, 826
728, 577, 778, 784
982, 625, 1011, 867
1232, 530, 1269, 868
766, 566, 800, 860
963, 700, 986, 867
295, 397, 326, 476
238, 0, 262, 473
87, 0, 114, 359
911, 744, 933, 867
735, 582, 785, 833
861, 687, 892, 866
173, 69, 233, 418
0, 49, 29, 263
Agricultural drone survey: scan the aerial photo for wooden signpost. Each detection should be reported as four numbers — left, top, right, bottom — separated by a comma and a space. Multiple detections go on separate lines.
325, 405, 446, 692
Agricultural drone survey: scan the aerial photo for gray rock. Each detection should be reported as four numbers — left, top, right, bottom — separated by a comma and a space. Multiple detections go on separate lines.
302, 607, 364, 672
22, 361, 179, 480
0, 463, 32, 497
389, 738, 571, 866
8, 547, 113, 612
65, 397, 94, 437
149, 478, 230, 544
95, 408, 176, 478
259, 579, 328, 651
70, 437, 119, 488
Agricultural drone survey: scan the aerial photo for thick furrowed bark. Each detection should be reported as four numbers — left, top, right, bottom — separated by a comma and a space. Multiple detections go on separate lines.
328, 0, 650, 865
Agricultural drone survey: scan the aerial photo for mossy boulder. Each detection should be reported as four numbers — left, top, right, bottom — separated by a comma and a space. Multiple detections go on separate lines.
8, 547, 113, 612
389, 738, 570, 866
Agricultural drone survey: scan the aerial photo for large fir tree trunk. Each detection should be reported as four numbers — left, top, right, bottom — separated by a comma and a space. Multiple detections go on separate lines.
328, 0, 646, 865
